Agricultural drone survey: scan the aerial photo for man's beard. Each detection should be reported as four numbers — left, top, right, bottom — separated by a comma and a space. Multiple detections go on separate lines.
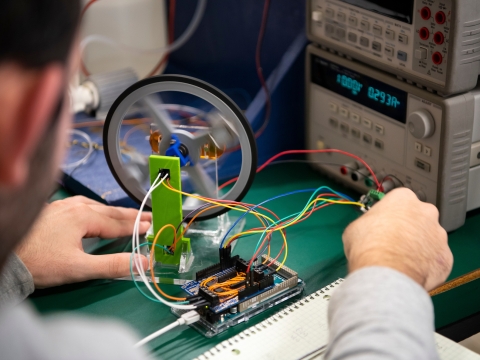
0, 113, 60, 270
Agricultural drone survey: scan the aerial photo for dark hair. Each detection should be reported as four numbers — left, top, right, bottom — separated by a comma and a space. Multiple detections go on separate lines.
0, 1, 82, 270
0, 0, 81, 68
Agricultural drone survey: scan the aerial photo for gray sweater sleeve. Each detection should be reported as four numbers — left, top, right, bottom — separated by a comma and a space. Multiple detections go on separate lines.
0, 253, 34, 305
325, 267, 439, 360
0, 303, 150, 360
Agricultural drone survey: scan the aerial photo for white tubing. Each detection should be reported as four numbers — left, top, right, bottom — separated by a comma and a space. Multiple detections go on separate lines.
81, 0, 207, 57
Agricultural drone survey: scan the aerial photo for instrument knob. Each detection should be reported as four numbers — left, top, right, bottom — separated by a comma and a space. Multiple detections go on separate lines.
407, 110, 435, 139
415, 190, 427, 202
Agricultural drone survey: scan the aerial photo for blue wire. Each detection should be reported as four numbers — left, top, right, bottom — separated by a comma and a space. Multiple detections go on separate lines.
220, 188, 317, 248
252, 187, 355, 257
219, 186, 355, 249
250, 186, 336, 256
130, 243, 189, 304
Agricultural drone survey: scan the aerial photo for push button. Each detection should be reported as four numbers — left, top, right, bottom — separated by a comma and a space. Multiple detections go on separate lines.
348, 16, 358, 27
374, 124, 384, 135
329, 102, 338, 113
362, 118, 372, 129
423, 146, 432, 157
360, 20, 370, 31
336, 27, 346, 40
348, 32, 358, 43
329, 118, 339, 128
415, 158, 431, 172
340, 123, 350, 133
385, 47, 394, 57
363, 133, 373, 144
398, 33, 408, 44
373, 24, 383, 36
385, 29, 395, 40
337, 12, 346, 22
415, 47, 428, 60
312, 11, 323, 22
372, 41, 382, 52
325, 8, 335, 19
397, 51, 408, 62
350, 113, 361, 123
339, 107, 349, 118
374, 139, 384, 150
360, 36, 370, 47
415, 142, 423, 152
326, 24, 335, 35
351, 128, 361, 138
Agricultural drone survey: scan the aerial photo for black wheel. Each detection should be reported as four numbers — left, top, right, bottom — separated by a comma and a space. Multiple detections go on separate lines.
103, 75, 257, 220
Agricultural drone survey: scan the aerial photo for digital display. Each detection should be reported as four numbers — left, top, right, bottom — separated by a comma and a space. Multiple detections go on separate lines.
311, 55, 408, 123
338, 0, 415, 24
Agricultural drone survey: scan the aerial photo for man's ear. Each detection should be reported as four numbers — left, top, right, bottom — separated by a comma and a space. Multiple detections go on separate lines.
0, 64, 64, 189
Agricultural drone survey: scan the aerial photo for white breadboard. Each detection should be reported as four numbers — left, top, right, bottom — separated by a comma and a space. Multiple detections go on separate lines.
194, 278, 480, 360
435, 333, 480, 360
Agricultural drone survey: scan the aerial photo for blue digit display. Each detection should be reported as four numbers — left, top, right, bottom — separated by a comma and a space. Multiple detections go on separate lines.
336, 75, 400, 108
367, 86, 400, 108
311, 55, 408, 123
336, 74, 363, 95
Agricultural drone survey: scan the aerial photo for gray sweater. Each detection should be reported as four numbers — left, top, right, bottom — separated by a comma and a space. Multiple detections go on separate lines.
0, 254, 438, 359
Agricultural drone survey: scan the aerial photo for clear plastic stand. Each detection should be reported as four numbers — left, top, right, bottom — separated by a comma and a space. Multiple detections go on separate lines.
147, 213, 245, 284
149, 156, 246, 284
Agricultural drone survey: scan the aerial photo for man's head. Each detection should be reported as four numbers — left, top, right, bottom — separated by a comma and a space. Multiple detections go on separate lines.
0, 1, 81, 267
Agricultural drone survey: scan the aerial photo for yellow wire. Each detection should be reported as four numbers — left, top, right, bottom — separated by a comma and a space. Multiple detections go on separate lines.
227, 198, 363, 271
230, 198, 364, 240
162, 185, 362, 272
163, 182, 278, 223
162, 182, 287, 266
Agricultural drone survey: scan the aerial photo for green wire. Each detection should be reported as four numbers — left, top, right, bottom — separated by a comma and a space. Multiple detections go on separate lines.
251, 186, 353, 257
130, 243, 189, 304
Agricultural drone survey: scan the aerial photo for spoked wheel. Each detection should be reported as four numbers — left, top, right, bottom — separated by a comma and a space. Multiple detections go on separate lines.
103, 75, 257, 220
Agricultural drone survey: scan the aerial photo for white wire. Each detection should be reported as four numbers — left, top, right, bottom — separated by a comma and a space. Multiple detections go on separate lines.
62, 129, 94, 170
81, 0, 207, 57
132, 172, 196, 310
134, 320, 180, 348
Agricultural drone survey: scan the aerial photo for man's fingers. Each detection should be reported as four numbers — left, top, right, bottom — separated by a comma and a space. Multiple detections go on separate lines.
87, 205, 152, 222
79, 209, 150, 238
64, 195, 106, 206
84, 253, 149, 279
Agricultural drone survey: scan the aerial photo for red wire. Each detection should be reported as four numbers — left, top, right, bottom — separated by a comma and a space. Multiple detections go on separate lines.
262, 203, 333, 269
225, 193, 341, 247
81, 0, 97, 19
244, 198, 331, 267
164, 180, 287, 250
219, 149, 381, 190
253, 0, 272, 139
246, 199, 337, 272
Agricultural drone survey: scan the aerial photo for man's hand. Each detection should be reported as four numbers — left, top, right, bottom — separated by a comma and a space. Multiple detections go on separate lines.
15, 196, 151, 288
343, 188, 453, 291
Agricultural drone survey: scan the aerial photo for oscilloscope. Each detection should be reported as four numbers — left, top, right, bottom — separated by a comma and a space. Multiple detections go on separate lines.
307, 0, 480, 96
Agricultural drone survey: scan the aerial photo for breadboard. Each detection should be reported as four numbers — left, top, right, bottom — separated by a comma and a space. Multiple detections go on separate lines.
195, 278, 480, 360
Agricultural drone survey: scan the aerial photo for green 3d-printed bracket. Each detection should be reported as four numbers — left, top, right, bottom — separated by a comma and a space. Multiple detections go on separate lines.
147, 155, 191, 266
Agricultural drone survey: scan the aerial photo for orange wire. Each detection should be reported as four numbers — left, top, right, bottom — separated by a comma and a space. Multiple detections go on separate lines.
150, 224, 186, 301
164, 180, 285, 252
72, 118, 150, 129
171, 203, 271, 252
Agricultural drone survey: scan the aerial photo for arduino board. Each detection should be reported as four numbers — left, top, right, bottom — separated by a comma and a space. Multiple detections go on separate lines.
172, 247, 305, 337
